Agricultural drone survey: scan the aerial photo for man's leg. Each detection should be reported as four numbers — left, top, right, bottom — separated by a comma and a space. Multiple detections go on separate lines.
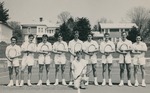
126, 63, 132, 86
85, 64, 91, 86
61, 64, 67, 85
92, 63, 98, 85
140, 65, 146, 87
37, 64, 44, 86
14, 66, 19, 86
119, 63, 125, 86
7, 67, 13, 87
27, 66, 33, 86
108, 63, 113, 86
134, 65, 139, 86
20, 65, 27, 86
45, 64, 50, 85
69, 62, 73, 85
102, 63, 107, 86
54, 64, 59, 85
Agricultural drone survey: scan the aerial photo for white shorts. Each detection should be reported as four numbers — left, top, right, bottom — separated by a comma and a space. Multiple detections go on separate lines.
119, 54, 132, 64
7, 58, 19, 67
54, 54, 66, 64
38, 55, 52, 64
101, 55, 113, 64
85, 54, 97, 64
21, 56, 35, 67
133, 56, 146, 65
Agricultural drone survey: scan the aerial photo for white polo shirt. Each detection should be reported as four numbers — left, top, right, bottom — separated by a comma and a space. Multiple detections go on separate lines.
83, 40, 98, 64
5, 44, 21, 67
117, 39, 133, 63
68, 39, 83, 62
37, 42, 52, 64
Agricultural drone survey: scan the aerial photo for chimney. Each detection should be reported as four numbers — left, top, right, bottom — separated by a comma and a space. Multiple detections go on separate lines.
39, 17, 43, 22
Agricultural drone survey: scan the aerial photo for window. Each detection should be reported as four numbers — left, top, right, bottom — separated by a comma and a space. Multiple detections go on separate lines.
110, 29, 119, 32
38, 28, 40, 33
27, 27, 31, 33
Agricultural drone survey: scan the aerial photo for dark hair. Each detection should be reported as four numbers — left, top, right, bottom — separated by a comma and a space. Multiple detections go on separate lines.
28, 34, 34, 38
121, 31, 127, 36
58, 33, 62, 37
104, 33, 110, 36
10, 36, 17, 41
88, 32, 94, 37
74, 31, 79, 35
42, 34, 48, 38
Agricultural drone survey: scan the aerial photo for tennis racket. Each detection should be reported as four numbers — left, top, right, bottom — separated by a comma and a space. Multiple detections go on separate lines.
57, 42, 66, 54
88, 44, 97, 59
74, 43, 82, 53
104, 44, 113, 58
134, 44, 142, 54
8, 48, 17, 67
119, 43, 128, 63
40, 44, 50, 61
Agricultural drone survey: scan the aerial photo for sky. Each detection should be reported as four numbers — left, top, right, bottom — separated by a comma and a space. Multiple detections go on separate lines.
1, 0, 150, 27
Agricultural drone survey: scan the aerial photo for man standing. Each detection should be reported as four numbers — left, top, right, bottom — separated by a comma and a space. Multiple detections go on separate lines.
5, 37, 21, 87
117, 32, 133, 87
37, 34, 52, 86
83, 33, 99, 86
20, 34, 36, 86
100, 33, 115, 86
132, 35, 147, 87
53, 33, 68, 85
68, 31, 83, 85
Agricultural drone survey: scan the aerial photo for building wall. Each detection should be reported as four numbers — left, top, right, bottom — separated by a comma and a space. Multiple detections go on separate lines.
0, 24, 12, 43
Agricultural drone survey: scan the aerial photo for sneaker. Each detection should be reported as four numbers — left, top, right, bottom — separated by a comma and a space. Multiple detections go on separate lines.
119, 80, 124, 86
62, 79, 67, 85
46, 80, 50, 86
27, 80, 32, 86
54, 79, 59, 86
142, 80, 146, 87
94, 77, 99, 86
127, 80, 132, 87
16, 80, 19, 87
101, 79, 106, 86
69, 81, 73, 86
109, 79, 113, 86
7, 80, 13, 87
37, 80, 42, 86
134, 80, 139, 87
19, 80, 24, 87
85, 81, 89, 86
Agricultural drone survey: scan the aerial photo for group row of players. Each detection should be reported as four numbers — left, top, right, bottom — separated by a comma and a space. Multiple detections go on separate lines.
5, 31, 147, 88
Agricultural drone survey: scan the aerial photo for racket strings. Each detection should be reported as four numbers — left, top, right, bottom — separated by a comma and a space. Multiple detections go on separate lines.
74, 43, 82, 52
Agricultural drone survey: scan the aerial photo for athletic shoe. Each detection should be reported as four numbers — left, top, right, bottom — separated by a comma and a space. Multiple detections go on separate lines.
142, 80, 146, 87
134, 80, 139, 87
16, 80, 19, 87
119, 80, 124, 86
101, 79, 106, 86
46, 80, 50, 86
19, 80, 24, 87
62, 79, 67, 85
109, 79, 113, 86
54, 79, 59, 86
127, 80, 132, 87
37, 80, 42, 86
7, 80, 13, 87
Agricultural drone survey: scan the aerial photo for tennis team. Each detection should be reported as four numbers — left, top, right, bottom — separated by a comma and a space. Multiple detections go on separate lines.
5, 31, 147, 89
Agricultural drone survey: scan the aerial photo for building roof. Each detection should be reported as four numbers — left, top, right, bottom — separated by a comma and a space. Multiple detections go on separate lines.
21, 21, 59, 27
0, 21, 13, 30
100, 23, 138, 29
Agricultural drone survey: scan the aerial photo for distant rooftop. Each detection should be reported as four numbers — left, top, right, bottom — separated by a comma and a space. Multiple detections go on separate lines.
100, 23, 138, 29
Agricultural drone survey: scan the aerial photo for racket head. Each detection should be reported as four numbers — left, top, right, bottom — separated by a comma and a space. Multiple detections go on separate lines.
104, 44, 112, 52
88, 44, 96, 52
41, 44, 49, 51
74, 43, 82, 52
8, 48, 17, 58
120, 43, 128, 51
57, 43, 65, 51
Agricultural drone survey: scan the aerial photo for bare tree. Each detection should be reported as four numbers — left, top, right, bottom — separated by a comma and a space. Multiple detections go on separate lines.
57, 11, 71, 24
98, 17, 113, 23
127, 6, 149, 30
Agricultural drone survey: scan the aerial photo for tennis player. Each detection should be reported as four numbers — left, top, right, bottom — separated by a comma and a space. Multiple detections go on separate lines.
117, 32, 133, 87
83, 33, 99, 86
68, 31, 83, 86
72, 51, 87, 90
100, 33, 115, 86
53, 33, 68, 85
37, 34, 52, 86
132, 35, 147, 87
5, 37, 21, 87
20, 34, 36, 86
